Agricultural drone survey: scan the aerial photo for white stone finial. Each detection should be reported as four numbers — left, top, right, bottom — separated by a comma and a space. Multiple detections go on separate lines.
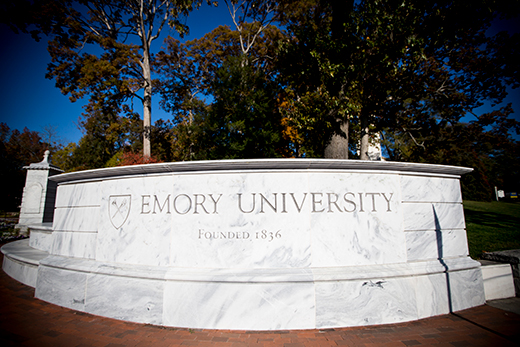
23, 149, 63, 172
43, 150, 50, 163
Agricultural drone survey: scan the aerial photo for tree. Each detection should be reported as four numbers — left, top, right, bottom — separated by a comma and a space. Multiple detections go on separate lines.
0, 124, 48, 210
224, 0, 279, 58
39, 124, 66, 154
276, 0, 355, 158
204, 55, 287, 159
156, 22, 283, 159
157, 23, 282, 111
379, 101, 520, 201
277, 0, 520, 160
5, 0, 208, 158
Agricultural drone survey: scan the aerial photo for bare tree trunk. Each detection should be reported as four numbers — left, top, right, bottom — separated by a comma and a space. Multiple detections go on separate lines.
142, 50, 152, 158
135, 0, 173, 159
359, 111, 370, 160
324, 120, 349, 159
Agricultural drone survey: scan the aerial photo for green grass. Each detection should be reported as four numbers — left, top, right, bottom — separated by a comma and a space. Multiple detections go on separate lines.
464, 200, 520, 259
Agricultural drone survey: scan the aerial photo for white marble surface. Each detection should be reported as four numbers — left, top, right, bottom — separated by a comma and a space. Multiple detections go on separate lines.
22, 182, 43, 214
405, 229, 469, 261
51, 231, 97, 259
28, 250, 485, 330
34, 254, 479, 283
53, 206, 100, 232
49, 159, 473, 184
315, 276, 418, 328
446, 268, 486, 312
308, 172, 405, 267
402, 202, 465, 231
23, 160, 485, 330
170, 171, 404, 268
95, 175, 173, 266
170, 172, 313, 268
35, 265, 87, 311
18, 163, 61, 230
2, 239, 48, 288
55, 181, 100, 207
2, 255, 39, 288
414, 272, 450, 319
480, 263, 515, 301
163, 281, 315, 330
401, 175, 462, 202
29, 227, 53, 252
1, 239, 48, 264
85, 273, 164, 325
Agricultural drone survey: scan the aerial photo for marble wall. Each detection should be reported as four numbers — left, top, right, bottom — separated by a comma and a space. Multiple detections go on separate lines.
33, 160, 484, 330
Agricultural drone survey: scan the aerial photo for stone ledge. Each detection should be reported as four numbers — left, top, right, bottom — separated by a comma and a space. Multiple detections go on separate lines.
481, 249, 520, 264
1, 239, 48, 288
478, 260, 515, 301
481, 250, 520, 297
28, 223, 54, 233
1, 239, 48, 266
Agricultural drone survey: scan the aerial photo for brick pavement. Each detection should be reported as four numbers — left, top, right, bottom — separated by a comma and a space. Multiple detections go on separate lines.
1, 252, 519, 346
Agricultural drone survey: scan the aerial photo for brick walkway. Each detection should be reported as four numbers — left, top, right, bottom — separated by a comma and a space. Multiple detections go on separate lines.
1, 253, 519, 346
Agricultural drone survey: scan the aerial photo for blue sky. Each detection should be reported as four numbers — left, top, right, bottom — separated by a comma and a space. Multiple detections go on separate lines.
0, 3, 518, 145
0, 2, 233, 144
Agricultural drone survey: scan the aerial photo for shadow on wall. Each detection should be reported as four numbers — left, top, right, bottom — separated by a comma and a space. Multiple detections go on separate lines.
434, 205, 453, 313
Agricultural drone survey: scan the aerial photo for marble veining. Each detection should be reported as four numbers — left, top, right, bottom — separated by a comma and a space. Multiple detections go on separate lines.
406, 229, 469, 261
401, 175, 462, 203
85, 273, 164, 325
445, 268, 485, 312
53, 206, 100, 232
55, 181, 100, 207
413, 272, 450, 319
14, 159, 484, 330
402, 202, 465, 231
96, 175, 173, 266
315, 277, 418, 328
35, 265, 87, 311
51, 231, 97, 259
2, 254, 39, 287
28, 229, 53, 252
163, 281, 316, 330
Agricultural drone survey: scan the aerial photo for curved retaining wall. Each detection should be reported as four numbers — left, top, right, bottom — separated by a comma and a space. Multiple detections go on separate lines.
11, 160, 487, 329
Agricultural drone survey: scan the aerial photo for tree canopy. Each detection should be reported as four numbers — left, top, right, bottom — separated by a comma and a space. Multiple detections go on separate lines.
276, 0, 520, 160
0, 124, 51, 210
5, 0, 209, 158
2, 0, 519, 203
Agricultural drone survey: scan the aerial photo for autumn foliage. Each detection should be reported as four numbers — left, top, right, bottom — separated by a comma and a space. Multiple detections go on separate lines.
3, 0, 519, 202
117, 151, 163, 166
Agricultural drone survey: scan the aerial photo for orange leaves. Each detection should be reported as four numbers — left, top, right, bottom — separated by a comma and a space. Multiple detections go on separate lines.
117, 151, 163, 166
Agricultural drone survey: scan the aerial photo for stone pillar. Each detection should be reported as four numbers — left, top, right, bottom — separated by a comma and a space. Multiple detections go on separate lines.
16, 150, 63, 233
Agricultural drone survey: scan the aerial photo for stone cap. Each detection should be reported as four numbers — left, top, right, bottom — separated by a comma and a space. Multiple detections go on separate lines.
49, 158, 473, 184
481, 250, 520, 264
23, 150, 63, 173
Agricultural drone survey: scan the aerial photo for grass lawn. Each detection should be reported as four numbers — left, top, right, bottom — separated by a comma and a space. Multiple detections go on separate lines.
464, 200, 520, 259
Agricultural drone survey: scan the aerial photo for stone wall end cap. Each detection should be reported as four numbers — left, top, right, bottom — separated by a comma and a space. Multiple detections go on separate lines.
481, 249, 520, 264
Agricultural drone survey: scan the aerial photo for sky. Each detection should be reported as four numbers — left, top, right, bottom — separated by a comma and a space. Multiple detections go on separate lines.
0, 3, 518, 146
0, 2, 233, 145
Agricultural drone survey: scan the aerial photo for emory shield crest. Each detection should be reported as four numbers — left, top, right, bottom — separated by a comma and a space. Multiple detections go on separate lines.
109, 195, 131, 229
